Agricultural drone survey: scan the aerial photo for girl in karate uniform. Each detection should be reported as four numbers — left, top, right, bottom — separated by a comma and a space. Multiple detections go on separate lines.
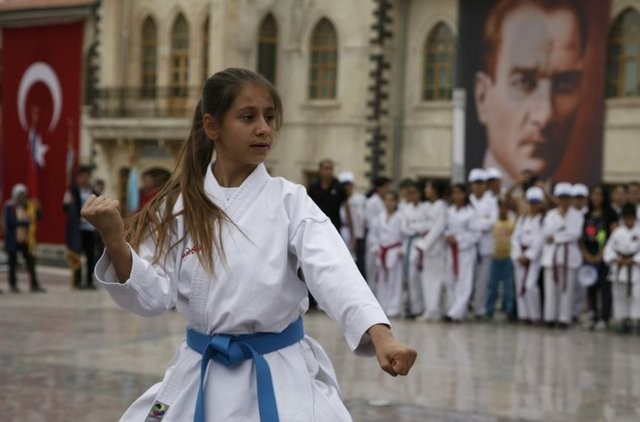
541, 182, 584, 327
364, 177, 391, 286
399, 180, 427, 317
371, 191, 405, 318
445, 184, 480, 322
511, 187, 545, 323
603, 203, 640, 334
415, 179, 449, 321
81, 68, 416, 422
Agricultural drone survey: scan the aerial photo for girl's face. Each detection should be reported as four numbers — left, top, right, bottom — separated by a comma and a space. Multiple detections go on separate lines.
555, 196, 571, 209
528, 201, 542, 214
406, 186, 420, 204
425, 183, 436, 201
384, 194, 398, 212
590, 187, 603, 207
452, 187, 466, 206
204, 83, 276, 169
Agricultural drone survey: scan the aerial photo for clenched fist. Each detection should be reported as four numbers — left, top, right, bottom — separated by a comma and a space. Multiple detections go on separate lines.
368, 324, 418, 377
80, 194, 125, 246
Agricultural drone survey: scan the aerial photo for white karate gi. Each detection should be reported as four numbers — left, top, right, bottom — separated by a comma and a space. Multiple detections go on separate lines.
511, 214, 544, 321
365, 193, 385, 286
469, 191, 498, 316
400, 201, 428, 315
349, 192, 367, 241
415, 199, 448, 319
541, 207, 584, 324
339, 192, 366, 253
95, 164, 389, 421
445, 204, 480, 321
603, 224, 640, 320
572, 206, 590, 317
369, 210, 405, 317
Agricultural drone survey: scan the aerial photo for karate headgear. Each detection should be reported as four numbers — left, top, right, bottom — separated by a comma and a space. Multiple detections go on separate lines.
468, 168, 488, 183
525, 186, 544, 203
485, 167, 503, 180
338, 171, 355, 184
571, 183, 588, 198
553, 182, 573, 198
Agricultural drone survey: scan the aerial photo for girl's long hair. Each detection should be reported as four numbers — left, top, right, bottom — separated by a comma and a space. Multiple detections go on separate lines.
126, 68, 283, 273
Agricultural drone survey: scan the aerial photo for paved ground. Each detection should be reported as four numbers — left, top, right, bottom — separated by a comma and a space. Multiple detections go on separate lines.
2, 267, 640, 421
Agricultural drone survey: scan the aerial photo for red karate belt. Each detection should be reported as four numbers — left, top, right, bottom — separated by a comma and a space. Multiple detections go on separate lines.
552, 243, 570, 292
450, 243, 459, 281
378, 242, 402, 281
519, 244, 530, 297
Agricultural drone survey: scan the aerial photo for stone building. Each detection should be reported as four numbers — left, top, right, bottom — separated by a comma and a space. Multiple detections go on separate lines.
3, 0, 640, 202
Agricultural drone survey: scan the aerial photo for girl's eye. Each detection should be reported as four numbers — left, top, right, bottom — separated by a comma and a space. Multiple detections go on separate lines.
265, 114, 275, 122
241, 114, 254, 121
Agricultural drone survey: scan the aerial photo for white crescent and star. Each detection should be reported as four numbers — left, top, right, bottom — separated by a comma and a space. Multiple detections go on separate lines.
17, 61, 62, 167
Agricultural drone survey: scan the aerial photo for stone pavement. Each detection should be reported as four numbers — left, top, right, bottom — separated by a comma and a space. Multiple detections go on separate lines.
2, 267, 640, 421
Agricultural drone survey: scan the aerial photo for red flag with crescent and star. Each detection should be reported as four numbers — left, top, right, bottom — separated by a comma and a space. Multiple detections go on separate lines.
1, 22, 83, 244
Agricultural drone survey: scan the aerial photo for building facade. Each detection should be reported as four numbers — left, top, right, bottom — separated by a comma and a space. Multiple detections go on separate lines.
3, 0, 640, 204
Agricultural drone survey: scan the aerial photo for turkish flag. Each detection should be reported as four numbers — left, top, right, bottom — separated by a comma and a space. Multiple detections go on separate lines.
1, 22, 83, 244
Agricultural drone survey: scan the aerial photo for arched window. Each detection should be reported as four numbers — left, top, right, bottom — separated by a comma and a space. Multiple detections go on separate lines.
257, 13, 278, 84
422, 22, 455, 101
607, 8, 640, 98
141, 16, 157, 98
202, 16, 209, 81
170, 13, 189, 98
309, 18, 338, 99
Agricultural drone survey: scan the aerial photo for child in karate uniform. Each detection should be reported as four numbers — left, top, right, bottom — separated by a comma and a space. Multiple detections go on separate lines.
416, 179, 449, 321
541, 182, 584, 327
82, 68, 416, 421
468, 169, 498, 318
445, 184, 480, 322
511, 187, 545, 323
604, 203, 640, 334
371, 191, 405, 318
399, 180, 427, 317
365, 176, 391, 286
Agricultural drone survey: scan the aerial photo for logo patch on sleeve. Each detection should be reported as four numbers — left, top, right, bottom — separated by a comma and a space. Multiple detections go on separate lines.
145, 401, 170, 421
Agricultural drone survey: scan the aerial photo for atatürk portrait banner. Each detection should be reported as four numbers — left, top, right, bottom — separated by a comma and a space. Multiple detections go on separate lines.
457, 0, 610, 187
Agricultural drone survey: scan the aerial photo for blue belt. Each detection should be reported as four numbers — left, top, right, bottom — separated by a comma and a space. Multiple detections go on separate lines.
186, 317, 304, 422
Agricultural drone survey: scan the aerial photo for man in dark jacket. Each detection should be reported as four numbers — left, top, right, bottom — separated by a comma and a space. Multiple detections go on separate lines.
307, 159, 347, 231
63, 166, 99, 289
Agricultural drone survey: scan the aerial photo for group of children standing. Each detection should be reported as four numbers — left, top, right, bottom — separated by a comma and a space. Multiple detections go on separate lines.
338, 169, 640, 333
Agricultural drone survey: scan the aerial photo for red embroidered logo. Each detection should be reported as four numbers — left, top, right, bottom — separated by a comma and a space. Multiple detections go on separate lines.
182, 246, 201, 260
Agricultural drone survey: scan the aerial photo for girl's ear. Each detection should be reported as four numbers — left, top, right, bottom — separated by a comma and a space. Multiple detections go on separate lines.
203, 113, 219, 141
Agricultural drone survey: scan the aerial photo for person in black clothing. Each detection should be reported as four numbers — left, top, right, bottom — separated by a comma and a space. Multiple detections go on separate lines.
306, 159, 347, 309
3, 184, 46, 293
610, 183, 627, 219
307, 159, 347, 231
63, 166, 99, 289
581, 184, 617, 330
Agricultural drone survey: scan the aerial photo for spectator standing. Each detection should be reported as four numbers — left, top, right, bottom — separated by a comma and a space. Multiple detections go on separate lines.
581, 185, 617, 330
63, 166, 99, 289
3, 184, 45, 293
307, 159, 347, 231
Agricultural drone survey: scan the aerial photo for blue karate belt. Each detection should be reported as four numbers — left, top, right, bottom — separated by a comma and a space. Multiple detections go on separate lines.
186, 317, 304, 422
